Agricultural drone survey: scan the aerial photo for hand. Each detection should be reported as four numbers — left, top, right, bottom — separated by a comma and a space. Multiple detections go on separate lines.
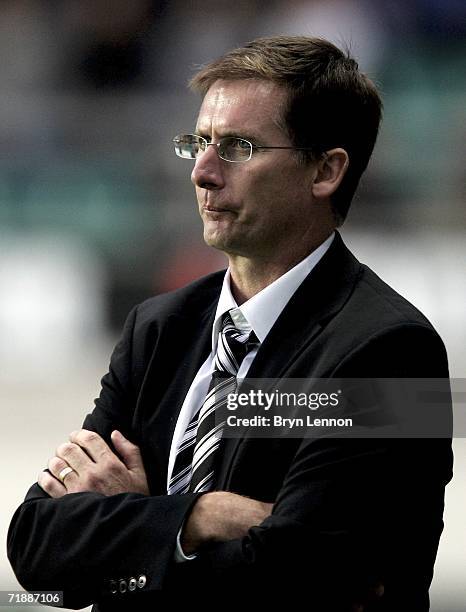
38, 429, 150, 498
181, 491, 273, 555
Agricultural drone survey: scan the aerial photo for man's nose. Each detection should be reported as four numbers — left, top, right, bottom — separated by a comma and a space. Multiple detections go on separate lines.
191, 145, 225, 190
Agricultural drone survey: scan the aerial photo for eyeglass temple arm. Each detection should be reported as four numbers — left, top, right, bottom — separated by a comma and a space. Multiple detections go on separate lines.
253, 146, 319, 151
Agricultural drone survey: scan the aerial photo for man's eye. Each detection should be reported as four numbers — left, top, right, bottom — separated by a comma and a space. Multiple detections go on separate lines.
231, 138, 250, 148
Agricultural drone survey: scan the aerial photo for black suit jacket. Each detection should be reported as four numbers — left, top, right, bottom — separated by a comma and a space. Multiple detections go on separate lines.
8, 233, 453, 610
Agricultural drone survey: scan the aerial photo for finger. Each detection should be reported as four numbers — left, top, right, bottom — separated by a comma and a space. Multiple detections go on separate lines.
48, 456, 79, 487
56, 441, 93, 473
38, 470, 67, 498
69, 429, 112, 463
111, 430, 144, 472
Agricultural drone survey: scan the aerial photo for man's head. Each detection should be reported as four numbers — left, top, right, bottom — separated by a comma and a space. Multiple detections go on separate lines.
188, 78, 337, 263
190, 36, 383, 226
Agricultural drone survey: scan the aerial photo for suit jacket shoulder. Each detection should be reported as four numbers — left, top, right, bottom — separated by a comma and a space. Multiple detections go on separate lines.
135, 269, 225, 325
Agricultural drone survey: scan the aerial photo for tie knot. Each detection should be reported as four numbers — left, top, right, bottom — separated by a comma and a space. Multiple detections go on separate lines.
222, 311, 258, 344
215, 312, 258, 375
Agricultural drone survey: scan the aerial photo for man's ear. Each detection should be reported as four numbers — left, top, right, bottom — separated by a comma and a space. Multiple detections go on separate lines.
311, 148, 349, 199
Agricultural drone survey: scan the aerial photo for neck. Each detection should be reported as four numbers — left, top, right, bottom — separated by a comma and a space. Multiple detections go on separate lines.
228, 231, 333, 305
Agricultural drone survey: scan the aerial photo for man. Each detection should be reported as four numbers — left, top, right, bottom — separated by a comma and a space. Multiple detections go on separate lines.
8, 36, 452, 610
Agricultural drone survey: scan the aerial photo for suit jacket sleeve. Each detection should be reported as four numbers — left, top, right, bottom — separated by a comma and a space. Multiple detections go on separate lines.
7, 305, 202, 609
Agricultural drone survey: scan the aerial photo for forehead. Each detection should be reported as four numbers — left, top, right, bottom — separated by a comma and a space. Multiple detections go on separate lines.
196, 79, 288, 137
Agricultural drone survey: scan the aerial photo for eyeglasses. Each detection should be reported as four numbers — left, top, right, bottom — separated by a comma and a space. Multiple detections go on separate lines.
173, 134, 318, 163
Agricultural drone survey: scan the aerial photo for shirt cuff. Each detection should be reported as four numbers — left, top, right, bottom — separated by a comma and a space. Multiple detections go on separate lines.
174, 522, 198, 563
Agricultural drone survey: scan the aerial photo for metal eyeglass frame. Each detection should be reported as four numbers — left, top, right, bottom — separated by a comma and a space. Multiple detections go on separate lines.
173, 134, 319, 163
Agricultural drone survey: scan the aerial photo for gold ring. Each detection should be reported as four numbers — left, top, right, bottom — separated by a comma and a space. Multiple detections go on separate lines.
58, 466, 74, 483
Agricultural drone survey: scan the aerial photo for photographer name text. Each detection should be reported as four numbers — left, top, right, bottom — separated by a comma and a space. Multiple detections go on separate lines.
226, 415, 353, 429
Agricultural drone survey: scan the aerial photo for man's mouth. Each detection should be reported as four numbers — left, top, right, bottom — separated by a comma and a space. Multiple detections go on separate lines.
203, 205, 234, 214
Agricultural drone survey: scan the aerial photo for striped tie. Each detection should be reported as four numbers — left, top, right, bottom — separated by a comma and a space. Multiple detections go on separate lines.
168, 312, 258, 494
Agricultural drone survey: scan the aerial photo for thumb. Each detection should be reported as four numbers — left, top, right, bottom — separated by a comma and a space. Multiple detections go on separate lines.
111, 430, 144, 471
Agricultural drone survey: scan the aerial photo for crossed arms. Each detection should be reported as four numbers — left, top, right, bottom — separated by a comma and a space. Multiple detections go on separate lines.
38, 428, 273, 555
34, 427, 380, 611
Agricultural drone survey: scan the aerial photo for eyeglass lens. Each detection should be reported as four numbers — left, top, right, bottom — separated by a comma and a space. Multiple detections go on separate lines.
174, 135, 252, 162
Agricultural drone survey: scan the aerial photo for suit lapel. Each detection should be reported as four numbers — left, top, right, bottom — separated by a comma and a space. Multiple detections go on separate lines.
138, 300, 218, 493
247, 232, 361, 379
216, 232, 363, 489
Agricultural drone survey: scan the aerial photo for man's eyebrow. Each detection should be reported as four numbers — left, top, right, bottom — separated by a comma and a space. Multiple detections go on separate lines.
195, 129, 261, 142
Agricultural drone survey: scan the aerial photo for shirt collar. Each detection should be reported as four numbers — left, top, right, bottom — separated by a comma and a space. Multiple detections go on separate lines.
211, 232, 335, 351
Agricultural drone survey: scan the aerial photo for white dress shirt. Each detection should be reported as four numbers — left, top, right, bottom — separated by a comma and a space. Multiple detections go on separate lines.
167, 232, 334, 560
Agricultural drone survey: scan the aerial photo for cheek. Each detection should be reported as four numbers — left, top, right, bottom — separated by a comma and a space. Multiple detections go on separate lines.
252, 169, 302, 207
195, 186, 205, 205
241, 165, 281, 198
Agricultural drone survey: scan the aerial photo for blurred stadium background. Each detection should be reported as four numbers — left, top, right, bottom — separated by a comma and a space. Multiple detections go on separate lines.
0, 1, 464, 610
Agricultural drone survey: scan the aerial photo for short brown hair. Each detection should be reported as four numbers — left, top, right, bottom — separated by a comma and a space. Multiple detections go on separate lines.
190, 36, 383, 224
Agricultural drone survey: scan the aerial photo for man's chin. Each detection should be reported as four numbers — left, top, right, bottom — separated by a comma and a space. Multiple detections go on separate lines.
203, 232, 229, 252
203, 229, 240, 255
